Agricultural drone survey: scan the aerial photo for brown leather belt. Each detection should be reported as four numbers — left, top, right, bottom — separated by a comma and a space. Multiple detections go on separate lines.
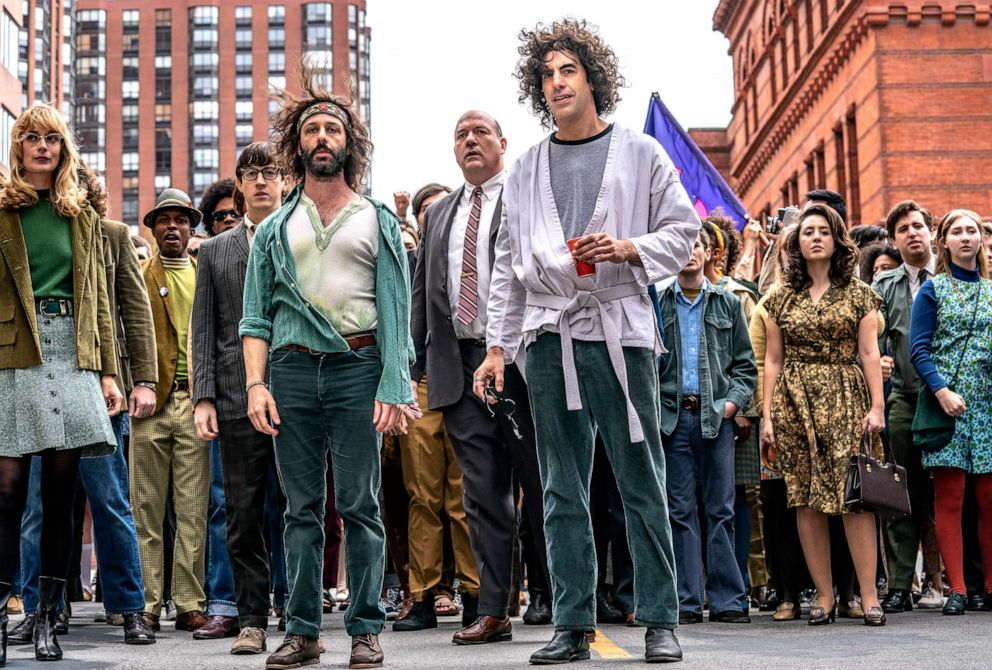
681, 395, 701, 411
285, 333, 376, 354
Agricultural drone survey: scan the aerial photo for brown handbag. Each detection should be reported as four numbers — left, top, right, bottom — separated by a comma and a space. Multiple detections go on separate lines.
844, 431, 912, 518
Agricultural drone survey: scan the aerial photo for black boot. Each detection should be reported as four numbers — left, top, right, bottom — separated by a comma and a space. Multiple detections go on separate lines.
1, 581, 11, 667
392, 598, 437, 632
34, 576, 65, 661
7, 612, 35, 645
529, 630, 590, 664
595, 587, 625, 624
523, 591, 552, 625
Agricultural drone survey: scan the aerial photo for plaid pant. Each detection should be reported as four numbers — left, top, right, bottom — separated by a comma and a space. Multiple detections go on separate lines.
130, 390, 209, 614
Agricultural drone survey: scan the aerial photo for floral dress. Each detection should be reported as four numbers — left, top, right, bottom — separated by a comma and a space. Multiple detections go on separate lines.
764, 279, 883, 514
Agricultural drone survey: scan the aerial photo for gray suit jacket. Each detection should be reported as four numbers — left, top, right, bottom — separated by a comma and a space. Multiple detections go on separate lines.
411, 185, 502, 410
191, 221, 253, 422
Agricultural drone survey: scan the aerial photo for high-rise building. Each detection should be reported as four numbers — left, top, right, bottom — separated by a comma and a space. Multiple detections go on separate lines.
701, 0, 992, 231
74, 0, 371, 229
0, 0, 22, 169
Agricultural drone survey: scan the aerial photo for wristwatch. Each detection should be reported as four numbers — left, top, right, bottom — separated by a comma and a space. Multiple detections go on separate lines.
134, 381, 157, 390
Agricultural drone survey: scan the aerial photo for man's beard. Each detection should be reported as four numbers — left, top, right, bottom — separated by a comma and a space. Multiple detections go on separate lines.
302, 143, 348, 180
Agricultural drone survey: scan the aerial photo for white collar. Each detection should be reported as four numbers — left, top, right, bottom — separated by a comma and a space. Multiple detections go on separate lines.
906, 255, 936, 280
462, 171, 504, 203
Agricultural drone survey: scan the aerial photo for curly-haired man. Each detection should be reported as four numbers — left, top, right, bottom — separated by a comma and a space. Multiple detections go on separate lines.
475, 18, 701, 664
239, 69, 418, 670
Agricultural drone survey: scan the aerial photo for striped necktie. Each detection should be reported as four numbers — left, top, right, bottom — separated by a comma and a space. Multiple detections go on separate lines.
456, 187, 484, 326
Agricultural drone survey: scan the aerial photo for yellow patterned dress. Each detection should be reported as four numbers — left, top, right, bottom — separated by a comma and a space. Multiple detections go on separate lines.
763, 279, 883, 514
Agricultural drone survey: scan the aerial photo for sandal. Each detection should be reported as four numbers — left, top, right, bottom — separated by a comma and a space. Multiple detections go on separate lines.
322, 589, 333, 613
434, 593, 461, 616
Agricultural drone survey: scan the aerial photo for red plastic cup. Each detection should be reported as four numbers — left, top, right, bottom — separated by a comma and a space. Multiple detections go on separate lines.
567, 237, 596, 277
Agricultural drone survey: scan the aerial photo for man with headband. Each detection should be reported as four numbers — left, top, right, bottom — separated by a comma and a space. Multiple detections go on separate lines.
240, 73, 418, 670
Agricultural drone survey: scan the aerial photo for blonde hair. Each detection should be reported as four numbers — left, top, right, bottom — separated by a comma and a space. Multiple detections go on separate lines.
934, 209, 988, 279
0, 103, 86, 218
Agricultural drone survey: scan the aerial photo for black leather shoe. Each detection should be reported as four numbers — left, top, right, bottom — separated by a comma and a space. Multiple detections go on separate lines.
7, 612, 35, 645
881, 589, 913, 613
524, 591, 552, 626
677, 611, 702, 624
595, 590, 625, 624
34, 576, 66, 661
985, 592, 992, 612
460, 594, 479, 628
123, 612, 157, 645
529, 630, 590, 665
710, 609, 751, 623
392, 599, 437, 632
966, 592, 986, 611
277, 610, 286, 632
944, 592, 967, 615
760, 587, 779, 612
1, 581, 11, 667
645, 627, 682, 663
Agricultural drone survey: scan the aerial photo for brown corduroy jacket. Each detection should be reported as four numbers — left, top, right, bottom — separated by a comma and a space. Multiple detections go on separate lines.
142, 253, 196, 414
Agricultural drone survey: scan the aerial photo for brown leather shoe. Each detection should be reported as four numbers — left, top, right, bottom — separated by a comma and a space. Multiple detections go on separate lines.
265, 634, 320, 669
452, 615, 512, 645
625, 611, 637, 627
349, 634, 384, 669
142, 612, 161, 632
175, 610, 209, 631
193, 615, 240, 639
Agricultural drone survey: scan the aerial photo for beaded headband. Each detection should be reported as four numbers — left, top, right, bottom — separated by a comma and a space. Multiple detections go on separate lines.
297, 101, 350, 132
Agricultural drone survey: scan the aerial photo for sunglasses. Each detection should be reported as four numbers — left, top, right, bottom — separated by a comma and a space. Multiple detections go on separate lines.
483, 387, 523, 440
21, 132, 63, 147
238, 166, 282, 182
211, 209, 242, 223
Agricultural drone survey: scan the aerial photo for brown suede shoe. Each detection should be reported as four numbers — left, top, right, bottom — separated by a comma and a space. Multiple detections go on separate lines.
349, 634, 384, 669
142, 612, 161, 632
452, 615, 512, 645
193, 615, 240, 639
230, 627, 267, 655
175, 610, 209, 631
265, 634, 320, 669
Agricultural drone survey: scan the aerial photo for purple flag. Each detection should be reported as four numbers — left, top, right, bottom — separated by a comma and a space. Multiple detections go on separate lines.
643, 93, 748, 229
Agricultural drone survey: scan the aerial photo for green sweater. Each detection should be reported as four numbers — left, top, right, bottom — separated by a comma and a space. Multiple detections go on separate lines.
21, 191, 73, 299
240, 186, 415, 405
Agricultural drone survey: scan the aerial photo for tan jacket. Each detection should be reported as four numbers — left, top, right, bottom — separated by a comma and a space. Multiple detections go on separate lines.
0, 205, 117, 375
143, 253, 195, 414
101, 219, 157, 395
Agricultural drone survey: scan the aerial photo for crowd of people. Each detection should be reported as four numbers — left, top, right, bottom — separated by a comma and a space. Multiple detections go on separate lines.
0, 17, 990, 670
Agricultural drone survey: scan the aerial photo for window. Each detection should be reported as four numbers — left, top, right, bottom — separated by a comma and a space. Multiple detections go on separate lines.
122, 57, 138, 78
1, 11, 18, 77
268, 75, 286, 91
122, 127, 139, 149
235, 101, 252, 121
305, 3, 333, 22
80, 151, 105, 172
833, 123, 846, 205
308, 50, 332, 70
76, 103, 105, 124
236, 123, 253, 145
236, 28, 252, 49
156, 9, 171, 26
190, 52, 218, 70
122, 80, 139, 99
305, 25, 331, 47
194, 149, 219, 173
155, 55, 171, 70
192, 29, 218, 47
122, 152, 140, 172
78, 127, 105, 150
76, 33, 105, 53
121, 199, 139, 226
192, 76, 218, 97
192, 123, 218, 144
268, 5, 285, 24
122, 10, 139, 30
235, 52, 252, 73
268, 27, 285, 48
122, 104, 139, 123
192, 172, 218, 194
191, 6, 218, 26
76, 79, 105, 100
191, 101, 218, 120
268, 52, 285, 72
155, 104, 171, 123
235, 6, 253, 25
846, 109, 861, 226
236, 76, 252, 97
0, 106, 13, 171
76, 56, 105, 76
156, 76, 171, 101
122, 33, 138, 52
77, 10, 106, 28
155, 175, 171, 190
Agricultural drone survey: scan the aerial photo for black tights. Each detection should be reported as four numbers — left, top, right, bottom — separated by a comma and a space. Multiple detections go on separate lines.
0, 449, 81, 584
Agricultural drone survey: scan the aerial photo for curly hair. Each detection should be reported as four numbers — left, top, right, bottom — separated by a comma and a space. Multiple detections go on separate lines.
515, 18, 625, 130
0, 103, 87, 218
270, 61, 372, 192
77, 162, 109, 219
934, 209, 989, 279
859, 242, 902, 282
703, 214, 740, 275
199, 178, 236, 236
781, 204, 858, 290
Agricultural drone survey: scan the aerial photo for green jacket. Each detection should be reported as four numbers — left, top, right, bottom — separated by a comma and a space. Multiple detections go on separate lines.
0, 203, 117, 375
240, 185, 415, 405
658, 281, 757, 439
872, 264, 921, 395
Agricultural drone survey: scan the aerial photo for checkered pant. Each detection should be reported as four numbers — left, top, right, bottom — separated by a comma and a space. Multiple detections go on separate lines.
130, 390, 209, 614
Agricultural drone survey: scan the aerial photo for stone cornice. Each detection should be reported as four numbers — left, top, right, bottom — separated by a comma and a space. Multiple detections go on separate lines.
713, 0, 742, 34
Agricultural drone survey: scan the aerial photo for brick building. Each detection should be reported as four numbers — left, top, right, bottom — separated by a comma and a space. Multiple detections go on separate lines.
700, 0, 992, 228
74, 0, 371, 229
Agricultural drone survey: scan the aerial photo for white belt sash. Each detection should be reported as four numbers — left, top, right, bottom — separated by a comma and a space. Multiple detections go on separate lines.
525, 282, 646, 443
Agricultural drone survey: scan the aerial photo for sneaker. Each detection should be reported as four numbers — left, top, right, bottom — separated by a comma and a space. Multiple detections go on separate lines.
163, 600, 177, 621
107, 613, 125, 626
381, 596, 398, 621
917, 584, 945, 609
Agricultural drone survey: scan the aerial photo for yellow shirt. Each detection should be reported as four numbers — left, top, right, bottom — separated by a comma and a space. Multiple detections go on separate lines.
162, 257, 196, 380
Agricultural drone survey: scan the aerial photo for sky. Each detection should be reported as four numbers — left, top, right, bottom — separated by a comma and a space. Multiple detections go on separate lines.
364, 0, 735, 206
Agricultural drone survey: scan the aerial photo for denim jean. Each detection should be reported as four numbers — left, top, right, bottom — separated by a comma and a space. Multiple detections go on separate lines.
733, 485, 752, 590
21, 414, 145, 614
663, 411, 746, 614
269, 346, 386, 639
525, 333, 679, 630
205, 439, 238, 617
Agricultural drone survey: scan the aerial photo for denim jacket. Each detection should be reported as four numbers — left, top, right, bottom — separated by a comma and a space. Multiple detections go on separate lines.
657, 280, 757, 439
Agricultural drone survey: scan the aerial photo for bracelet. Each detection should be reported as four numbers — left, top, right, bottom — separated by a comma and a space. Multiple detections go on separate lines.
246, 380, 268, 393
134, 381, 157, 390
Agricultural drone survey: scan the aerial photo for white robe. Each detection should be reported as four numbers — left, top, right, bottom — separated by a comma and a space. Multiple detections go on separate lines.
487, 124, 701, 442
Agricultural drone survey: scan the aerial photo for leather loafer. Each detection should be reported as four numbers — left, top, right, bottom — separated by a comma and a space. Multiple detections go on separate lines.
524, 591, 552, 625
193, 615, 240, 639
123, 612, 157, 644
8, 612, 36, 644
710, 609, 750, 623
881, 589, 913, 613
452, 615, 512, 645
943, 592, 967, 615
393, 599, 437, 632
645, 627, 683, 663
175, 610, 209, 631
677, 611, 702, 624
529, 630, 590, 665
142, 612, 160, 632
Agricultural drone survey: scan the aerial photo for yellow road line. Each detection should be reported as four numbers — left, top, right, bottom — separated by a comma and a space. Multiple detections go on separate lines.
590, 628, 633, 659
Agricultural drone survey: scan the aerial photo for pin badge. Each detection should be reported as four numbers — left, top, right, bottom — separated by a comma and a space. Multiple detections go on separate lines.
160, 287, 169, 298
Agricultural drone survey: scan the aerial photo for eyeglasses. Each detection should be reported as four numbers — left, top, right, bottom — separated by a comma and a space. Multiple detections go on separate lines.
483, 388, 523, 440
20, 132, 63, 147
211, 209, 242, 223
238, 167, 282, 182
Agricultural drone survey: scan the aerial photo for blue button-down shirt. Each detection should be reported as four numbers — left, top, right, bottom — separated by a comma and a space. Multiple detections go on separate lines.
673, 280, 707, 396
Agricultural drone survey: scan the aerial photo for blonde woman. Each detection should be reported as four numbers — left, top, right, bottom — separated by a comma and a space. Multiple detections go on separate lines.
0, 103, 121, 663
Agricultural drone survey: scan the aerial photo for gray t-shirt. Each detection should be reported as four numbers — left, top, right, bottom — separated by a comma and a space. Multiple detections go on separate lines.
549, 124, 613, 242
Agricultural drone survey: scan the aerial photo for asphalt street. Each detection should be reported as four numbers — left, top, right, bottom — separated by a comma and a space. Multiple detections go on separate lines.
3, 603, 989, 670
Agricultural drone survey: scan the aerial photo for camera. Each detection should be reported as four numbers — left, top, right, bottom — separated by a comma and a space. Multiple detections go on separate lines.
766, 206, 801, 235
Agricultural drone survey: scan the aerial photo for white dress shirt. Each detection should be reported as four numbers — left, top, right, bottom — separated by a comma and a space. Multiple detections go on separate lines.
244, 214, 258, 248
905, 255, 937, 299
447, 171, 504, 339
